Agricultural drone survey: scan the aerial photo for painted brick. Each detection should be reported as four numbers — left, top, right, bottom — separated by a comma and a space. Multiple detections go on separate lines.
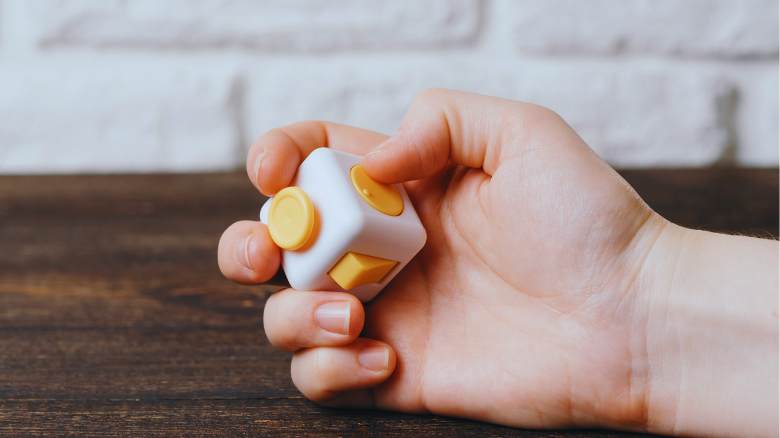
512, 0, 779, 58
246, 60, 732, 167
733, 65, 779, 165
512, 64, 734, 167
0, 63, 240, 173
0, 0, 774, 172
24, 0, 481, 51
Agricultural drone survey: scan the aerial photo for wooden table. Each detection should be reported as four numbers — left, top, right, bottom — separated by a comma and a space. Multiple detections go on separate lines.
1, 169, 776, 437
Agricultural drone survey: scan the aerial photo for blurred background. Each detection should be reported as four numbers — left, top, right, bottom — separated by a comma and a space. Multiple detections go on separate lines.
0, 0, 777, 174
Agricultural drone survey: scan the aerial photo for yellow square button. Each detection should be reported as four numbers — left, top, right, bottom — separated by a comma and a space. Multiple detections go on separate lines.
328, 252, 398, 290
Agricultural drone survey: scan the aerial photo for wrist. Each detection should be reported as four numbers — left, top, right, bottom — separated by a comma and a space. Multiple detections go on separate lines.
630, 219, 687, 435
568, 211, 673, 432
634, 223, 779, 437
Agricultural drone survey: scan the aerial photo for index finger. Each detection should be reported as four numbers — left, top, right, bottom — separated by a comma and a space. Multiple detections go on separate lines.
361, 88, 563, 184
247, 121, 388, 196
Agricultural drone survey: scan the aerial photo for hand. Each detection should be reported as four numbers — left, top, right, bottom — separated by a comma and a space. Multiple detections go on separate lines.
218, 89, 778, 436
219, 89, 662, 428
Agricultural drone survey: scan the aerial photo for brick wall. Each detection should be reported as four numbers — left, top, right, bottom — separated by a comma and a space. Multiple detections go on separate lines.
0, 0, 777, 173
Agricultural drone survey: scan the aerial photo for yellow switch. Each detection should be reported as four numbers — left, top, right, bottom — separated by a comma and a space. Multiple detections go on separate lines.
267, 186, 318, 251
350, 165, 404, 216
328, 252, 398, 290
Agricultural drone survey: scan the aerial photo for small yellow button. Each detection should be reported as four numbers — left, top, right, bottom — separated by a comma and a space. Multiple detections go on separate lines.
267, 186, 317, 251
328, 252, 398, 290
350, 165, 403, 216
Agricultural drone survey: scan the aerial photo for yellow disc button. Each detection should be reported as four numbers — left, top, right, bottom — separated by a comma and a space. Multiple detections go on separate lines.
267, 186, 317, 250
350, 165, 403, 216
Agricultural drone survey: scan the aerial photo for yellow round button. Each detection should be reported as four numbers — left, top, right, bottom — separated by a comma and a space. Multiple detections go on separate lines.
350, 165, 403, 216
267, 186, 317, 250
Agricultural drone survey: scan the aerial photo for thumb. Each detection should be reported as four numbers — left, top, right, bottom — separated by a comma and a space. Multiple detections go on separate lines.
360, 88, 544, 184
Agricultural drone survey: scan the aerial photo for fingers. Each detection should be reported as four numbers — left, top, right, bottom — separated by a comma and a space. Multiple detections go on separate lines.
361, 88, 563, 184
247, 121, 388, 196
263, 289, 365, 351
291, 338, 396, 403
263, 291, 392, 407
218, 220, 280, 284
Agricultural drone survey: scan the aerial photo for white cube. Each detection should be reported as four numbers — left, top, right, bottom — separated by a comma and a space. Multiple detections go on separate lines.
260, 148, 427, 302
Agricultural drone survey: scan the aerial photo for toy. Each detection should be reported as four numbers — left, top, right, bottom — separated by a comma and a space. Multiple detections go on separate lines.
259, 147, 427, 302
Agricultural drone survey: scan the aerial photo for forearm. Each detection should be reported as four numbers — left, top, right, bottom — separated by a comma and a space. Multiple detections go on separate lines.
639, 223, 779, 437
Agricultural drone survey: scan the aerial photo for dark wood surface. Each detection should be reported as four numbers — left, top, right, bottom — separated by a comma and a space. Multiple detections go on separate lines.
0, 169, 776, 437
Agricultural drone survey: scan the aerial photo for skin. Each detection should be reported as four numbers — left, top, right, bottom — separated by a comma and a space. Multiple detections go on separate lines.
217, 90, 778, 436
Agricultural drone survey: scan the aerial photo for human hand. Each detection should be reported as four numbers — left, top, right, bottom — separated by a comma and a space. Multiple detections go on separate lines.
218, 89, 778, 436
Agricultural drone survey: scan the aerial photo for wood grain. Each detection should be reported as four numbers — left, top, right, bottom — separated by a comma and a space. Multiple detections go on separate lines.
0, 169, 776, 436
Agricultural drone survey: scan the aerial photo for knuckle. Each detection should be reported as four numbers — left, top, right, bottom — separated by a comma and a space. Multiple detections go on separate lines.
310, 349, 340, 399
217, 223, 245, 275
292, 350, 334, 402
249, 128, 288, 157
222, 221, 244, 236
525, 103, 565, 126
317, 350, 343, 383
308, 349, 328, 395
264, 321, 298, 351
262, 295, 290, 347
262, 126, 285, 140
248, 128, 279, 158
413, 87, 449, 107
293, 119, 327, 128
267, 331, 296, 351
217, 229, 230, 256
262, 291, 308, 351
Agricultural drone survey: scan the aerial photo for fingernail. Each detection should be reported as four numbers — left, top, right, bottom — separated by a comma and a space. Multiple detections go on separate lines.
314, 301, 351, 335
252, 148, 266, 184
358, 345, 389, 371
238, 233, 258, 271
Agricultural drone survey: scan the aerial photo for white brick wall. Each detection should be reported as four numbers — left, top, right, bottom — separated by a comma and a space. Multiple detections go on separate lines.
28, 0, 480, 51
248, 59, 734, 166
512, 0, 779, 57
0, 0, 776, 173
0, 63, 241, 172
